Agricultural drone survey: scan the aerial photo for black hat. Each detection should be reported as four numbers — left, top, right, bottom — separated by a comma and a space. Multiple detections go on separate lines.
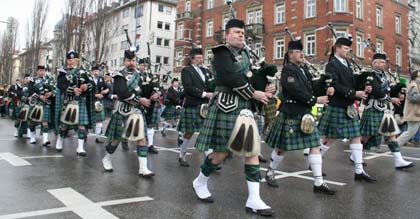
287, 39, 303, 51
37, 65, 45, 70
225, 19, 245, 30
189, 48, 202, 57
66, 50, 79, 59
171, 78, 179, 83
124, 50, 136, 60
335, 37, 352, 47
24, 73, 31, 78
91, 65, 100, 71
373, 53, 387, 60
138, 58, 147, 64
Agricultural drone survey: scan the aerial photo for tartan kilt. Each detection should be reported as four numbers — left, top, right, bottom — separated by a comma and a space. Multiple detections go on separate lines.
94, 104, 106, 123
364, 135, 382, 150
78, 98, 90, 126
360, 108, 384, 136
266, 112, 320, 151
318, 106, 361, 139
263, 103, 277, 124
105, 111, 147, 141
178, 105, 203, 134
10, 103, 19, 120
161, 105, 179, 120
195, 98, 252, 153
144, 101, 159, 128
28, 104, 50, 123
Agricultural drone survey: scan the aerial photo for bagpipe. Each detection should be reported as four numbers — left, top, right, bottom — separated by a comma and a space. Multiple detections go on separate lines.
284, 27, 333, 97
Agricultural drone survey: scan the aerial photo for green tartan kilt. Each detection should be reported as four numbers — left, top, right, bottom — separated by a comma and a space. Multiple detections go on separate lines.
360, 108, 384, 136
144, 101, 159, 128
94, 109, 106, 123
28, 104, 50, 123
178, 105, 203, 134
10, 103, 19, 120
364, 135, 382, 150
266, 112, 320, 151
78, 98, 89, 126
263, 102, 277, 124
318, 106, 361, 139
105, 111, 147, 142
161, 105, 179, 120
195, 98, 252, 153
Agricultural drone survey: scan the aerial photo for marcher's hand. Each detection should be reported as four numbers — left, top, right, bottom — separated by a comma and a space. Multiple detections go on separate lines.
45, 92, 52, 98
265, 84, 276, 94
205, 92, 213, 99
140, 98, 151, 107
253, 91, 269, 104
74, 88, 82, 96
391, 97, 401, 106
317, 96, 329, 105
326, 87, 334, 96
365, 85, 373, 94
40, 95, 47, 102
151, 93, 160, 101
95, 94, 103, 99
356, 91, 368, 100
80, 84, 88, 91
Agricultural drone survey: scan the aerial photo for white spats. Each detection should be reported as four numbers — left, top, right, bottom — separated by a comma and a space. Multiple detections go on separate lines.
393, 152, 414, 168
29, 132, 36, 144
350, 143, 364, 174
56, 136, 63, 150
77, 139, 85, 154
268, 149, 284, 171
138, 157, 154, 176
42, 132, 49, 144
102, 153, 113, 171
95, 122, 103, 136
147, 128, 154, 146
308, 154, 323, 186
245, 181, 270, 210
179, 137, 189, 158
320, 142, 330, 156
193, 172, 212, 200
13, 130, 18, 137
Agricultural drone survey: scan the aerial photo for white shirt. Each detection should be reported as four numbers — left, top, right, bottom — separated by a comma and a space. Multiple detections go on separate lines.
192, 64, 205, 82
335, 55, 348, 67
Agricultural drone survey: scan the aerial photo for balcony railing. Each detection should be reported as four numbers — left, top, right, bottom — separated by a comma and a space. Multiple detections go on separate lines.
245, 23, 264, 38
177, 11, 193, 19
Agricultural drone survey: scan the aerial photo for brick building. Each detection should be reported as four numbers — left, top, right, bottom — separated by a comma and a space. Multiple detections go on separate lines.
173, 0, 411, 76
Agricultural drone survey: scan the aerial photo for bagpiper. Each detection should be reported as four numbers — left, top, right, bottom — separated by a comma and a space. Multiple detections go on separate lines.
102, 48, 155, 178
318, 36, 376, 182
27, 65, 54, 146
177, 48, 214, 167
55, 50, 95, 156
265, 39, 336, 194
359, 53, 414, 169
12, 76, 31, 138
161, 78, 183, 136
193, 19, 274, 216
91, 65, 109, 144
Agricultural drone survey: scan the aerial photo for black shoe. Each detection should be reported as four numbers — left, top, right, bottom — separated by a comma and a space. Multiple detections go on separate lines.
350, 158, 367, 166
95, 138, 104, 144
139, 172, 155, 178
30, 141, 36, 145
56, 149, 62, 153
42, 141, 51, 147
178, 137, 183, 146
76, 152, 87, 157
121, 142, 129, 151
308, 166, 327, 177
161, 130, 166, 137
396, 162, 415, 170
355, 172, 376, 182
258, 155, 268, 163
245, 207, 275, 217
314, 183, 336, 195
265, 172, 279, 188
179, 158, 190, 167
104, 168, 113, 173
148, 145, 159, 154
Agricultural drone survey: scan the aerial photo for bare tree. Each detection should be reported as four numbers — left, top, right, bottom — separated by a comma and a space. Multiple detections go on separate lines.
0, 17, 19, 84
24, 0, 49, 74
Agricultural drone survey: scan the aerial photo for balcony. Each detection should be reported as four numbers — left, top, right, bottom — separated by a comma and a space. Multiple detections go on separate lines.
213, 30, 225, 44
245, 23, 264, 39
176, 11, 193, 20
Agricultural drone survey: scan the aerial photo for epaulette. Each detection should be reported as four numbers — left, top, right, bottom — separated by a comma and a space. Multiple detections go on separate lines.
211, 44, 237, 62
111, 71, 124, 78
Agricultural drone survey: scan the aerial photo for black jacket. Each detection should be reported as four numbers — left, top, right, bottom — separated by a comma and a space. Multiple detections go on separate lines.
165, 86, 183, 106
93, 76, 108, 95
326, 56, 357, 107
280, 63, 317, 116
181, 65, 212, 107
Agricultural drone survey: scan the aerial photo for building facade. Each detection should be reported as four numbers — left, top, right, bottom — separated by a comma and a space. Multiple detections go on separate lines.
174, 0, 411, 75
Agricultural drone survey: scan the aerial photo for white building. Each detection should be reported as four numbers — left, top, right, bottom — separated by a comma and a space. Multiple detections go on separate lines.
409, 0, 420, 71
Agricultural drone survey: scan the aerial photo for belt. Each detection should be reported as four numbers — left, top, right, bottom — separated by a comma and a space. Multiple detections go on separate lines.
215, 86, 233, 93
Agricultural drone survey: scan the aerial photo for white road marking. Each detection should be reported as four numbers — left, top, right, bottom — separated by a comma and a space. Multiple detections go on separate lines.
260, 168, 347, 186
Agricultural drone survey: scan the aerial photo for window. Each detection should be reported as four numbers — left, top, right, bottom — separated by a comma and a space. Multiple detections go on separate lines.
165, 23, 170, 30
335, 30, 347, 39
177, 23, 184, 40
275, 38, 285, 59
164, 57, 169, 65
206, 20, 214, 37
156, 55, 162, 64
376, 39, 383, 53
185, 1, 191, 12
208, 0, 214, 9
135, 5, 143, 18
223, 15, 230, 29
255, 9, 262, 24
165, 7, 172, 15
305, 0, 316, 18
158, 4, 164, 12
305, 33, 316, 56
255, 43, 262, 57
396, 47, 402, 66
395, 14, 401, 34
247, 11, 254, 24
156, 37, 162, 46
376, 5, 383, 27
356, 34, 364, 58
356, 0, 363, 19
275, 3, 285, 24
157, 21, 163, 29
176, 51, 183, 67
122, 9, 129, 18
247, 9, 262, 24
164, 39, 170, 47
206, 49, 212, 65
121, 24, 128, 35
334, 0, 347, 12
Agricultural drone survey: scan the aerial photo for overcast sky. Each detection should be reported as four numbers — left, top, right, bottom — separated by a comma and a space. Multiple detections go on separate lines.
0, 0, 64, 49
